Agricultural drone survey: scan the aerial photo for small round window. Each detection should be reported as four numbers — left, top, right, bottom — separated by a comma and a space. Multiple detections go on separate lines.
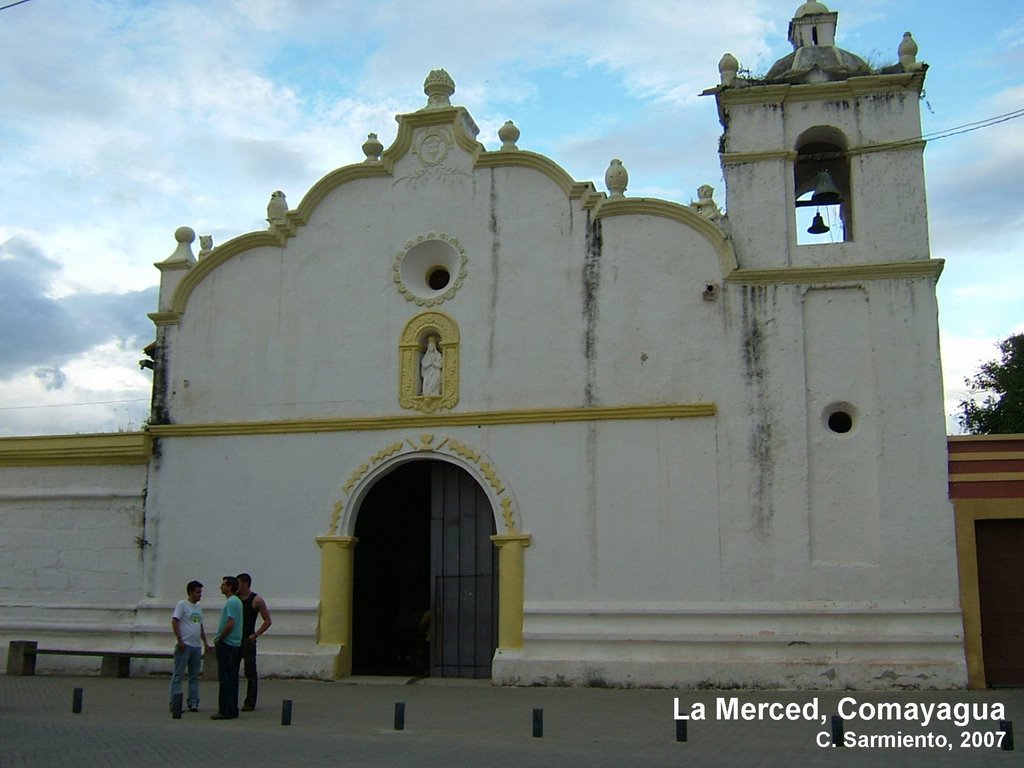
427, 266, 451, 290
393, 234, 466, 306
823, 402, 856, 435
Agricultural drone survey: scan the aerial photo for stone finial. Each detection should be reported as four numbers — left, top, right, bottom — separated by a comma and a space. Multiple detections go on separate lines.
198, 234, 214, 259
162, 226, 197, 265
898, 32, 921, 70
267, 190, 287, 225
498, 120, 520, 151
605, 159, 628, 198
362, 132, 383, 162
719, 53, 739, 86
424, 69, 455, 109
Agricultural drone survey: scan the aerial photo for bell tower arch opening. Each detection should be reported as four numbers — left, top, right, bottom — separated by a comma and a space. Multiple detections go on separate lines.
351, 458, 498, 678
795, 126, 851, 244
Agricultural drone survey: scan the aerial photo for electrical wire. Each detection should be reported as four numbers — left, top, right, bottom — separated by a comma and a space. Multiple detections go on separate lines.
0, 398, 149, 411
0, 0, 35, 11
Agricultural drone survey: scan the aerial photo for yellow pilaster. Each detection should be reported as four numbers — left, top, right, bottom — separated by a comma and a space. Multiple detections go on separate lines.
316, 535, 358, 678
490, 533, 531, 649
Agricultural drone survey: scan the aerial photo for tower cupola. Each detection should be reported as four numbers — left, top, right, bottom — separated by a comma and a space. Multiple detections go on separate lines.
767, 2, 869, 83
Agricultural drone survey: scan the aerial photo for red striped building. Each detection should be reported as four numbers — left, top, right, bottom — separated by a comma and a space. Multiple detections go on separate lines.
949, 434, 1024, 687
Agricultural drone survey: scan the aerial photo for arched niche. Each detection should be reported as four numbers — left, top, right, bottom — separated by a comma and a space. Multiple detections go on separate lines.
399, 311, 460, 413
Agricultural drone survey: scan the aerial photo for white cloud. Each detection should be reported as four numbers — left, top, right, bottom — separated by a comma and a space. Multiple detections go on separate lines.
0, 0, 1020, 435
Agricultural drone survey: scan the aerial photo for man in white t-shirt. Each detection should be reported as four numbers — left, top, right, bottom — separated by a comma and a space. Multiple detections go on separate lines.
170, 580, 210, 712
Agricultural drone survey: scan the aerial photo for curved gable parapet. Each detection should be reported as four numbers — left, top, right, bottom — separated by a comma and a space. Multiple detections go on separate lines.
160, 230, 289, 323
475, 149, 601, 203
295, 163, 392, 224
298, 106, 486, 216
593, 197, 739, 277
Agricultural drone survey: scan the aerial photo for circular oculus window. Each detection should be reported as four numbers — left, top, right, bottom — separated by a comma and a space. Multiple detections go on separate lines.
823, 402, 857, 435
393, 234, 466, 306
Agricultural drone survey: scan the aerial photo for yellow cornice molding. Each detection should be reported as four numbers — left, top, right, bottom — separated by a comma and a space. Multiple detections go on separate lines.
726, 260, 943, 285
718, 72, 924, 107
949, 451, 1024, 462
146, 403, 716, 438
147, 310, 180, 327
593, 197, 739, 276
722, 150, 797, 165
475, 150, 600, 202
949, 472, 1024, 483
0, 432, 152, 467
722, 139, 926, 167
949, 434, 1024, 443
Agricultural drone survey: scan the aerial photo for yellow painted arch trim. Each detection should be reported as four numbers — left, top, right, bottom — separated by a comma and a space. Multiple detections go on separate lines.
593, 197, 739, 276
475, 150, 600, 202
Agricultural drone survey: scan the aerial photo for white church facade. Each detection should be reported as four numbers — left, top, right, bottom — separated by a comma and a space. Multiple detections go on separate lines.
1, 3, 968, 689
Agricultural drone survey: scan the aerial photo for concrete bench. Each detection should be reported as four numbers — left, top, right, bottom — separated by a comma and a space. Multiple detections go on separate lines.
7, 640, 173, 678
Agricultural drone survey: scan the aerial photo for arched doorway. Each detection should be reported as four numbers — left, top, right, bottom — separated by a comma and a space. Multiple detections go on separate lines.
351, 459, 498, 678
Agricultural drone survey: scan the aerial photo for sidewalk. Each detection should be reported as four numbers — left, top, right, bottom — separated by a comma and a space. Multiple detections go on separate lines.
2, 673, 1022, 767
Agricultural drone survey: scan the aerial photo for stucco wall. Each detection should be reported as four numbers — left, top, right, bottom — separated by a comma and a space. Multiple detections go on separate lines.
0, 436, 149, 672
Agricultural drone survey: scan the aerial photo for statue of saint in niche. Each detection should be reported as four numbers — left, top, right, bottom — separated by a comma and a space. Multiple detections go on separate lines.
420, 336, 443, 396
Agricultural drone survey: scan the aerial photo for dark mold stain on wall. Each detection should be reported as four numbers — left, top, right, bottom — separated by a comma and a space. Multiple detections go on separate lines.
583, 215, 603, 407
488, 169, 501, 367
741, 285, 775, 534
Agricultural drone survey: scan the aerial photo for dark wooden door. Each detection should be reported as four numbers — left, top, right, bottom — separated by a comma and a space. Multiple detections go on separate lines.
976, 519, 1024, 686
430, 462, 498, 678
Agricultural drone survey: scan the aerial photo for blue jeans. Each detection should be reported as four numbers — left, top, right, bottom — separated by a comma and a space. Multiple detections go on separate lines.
170, 644, 203, 708
215, 641, 241, 717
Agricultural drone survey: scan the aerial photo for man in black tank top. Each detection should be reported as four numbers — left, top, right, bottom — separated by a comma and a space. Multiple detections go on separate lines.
235, 573, 273, 711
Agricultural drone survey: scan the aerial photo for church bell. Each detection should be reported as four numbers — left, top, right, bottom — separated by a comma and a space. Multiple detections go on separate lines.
810, 170, 842, 206
807, 211, 830, 235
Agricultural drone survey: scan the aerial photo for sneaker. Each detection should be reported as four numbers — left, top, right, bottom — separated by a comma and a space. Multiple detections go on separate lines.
241, 703, 255, 712
210, 712, 234, 720
188, 706, 199, 712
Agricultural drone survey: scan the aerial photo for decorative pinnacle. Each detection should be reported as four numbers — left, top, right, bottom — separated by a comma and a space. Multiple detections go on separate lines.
498, 120, 520, 151
605, 158, 628, 198
424, 69, 455, 109
719, 53, 739, 86
362, 132, 383, 162
163, 226, 196, 265
898, 32, 921, 70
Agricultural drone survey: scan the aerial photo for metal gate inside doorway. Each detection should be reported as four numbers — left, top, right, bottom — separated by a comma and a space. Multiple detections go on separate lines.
352, 460, 497, 678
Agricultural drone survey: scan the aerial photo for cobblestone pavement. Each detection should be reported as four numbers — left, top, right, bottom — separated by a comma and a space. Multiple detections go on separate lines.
2, 674, 1023, 767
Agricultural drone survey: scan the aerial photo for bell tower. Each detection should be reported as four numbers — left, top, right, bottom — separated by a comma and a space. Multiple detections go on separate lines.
708, 2, 929, 268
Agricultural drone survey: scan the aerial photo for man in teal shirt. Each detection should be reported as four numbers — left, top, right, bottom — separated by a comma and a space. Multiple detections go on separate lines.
211, 575, 243, 720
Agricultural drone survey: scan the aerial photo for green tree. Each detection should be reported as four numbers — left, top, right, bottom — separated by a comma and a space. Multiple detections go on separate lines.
958, 333, 1024, 434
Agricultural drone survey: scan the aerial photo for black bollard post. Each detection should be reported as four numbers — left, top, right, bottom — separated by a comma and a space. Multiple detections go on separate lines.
830, 714, 844, 747
172, 692, 183, 719
675, 717, 688, 742
1000, 720, 1014, 751
532, 707, 543, 738
72, 687, 83, 714
281, 699, 293, 726
394, 701, 405, 731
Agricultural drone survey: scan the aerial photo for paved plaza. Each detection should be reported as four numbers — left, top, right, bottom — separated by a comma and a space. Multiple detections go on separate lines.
2, 672, 1023, 767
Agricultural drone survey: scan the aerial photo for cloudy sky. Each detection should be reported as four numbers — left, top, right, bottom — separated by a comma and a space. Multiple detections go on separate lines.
0, 0, 1021, 436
